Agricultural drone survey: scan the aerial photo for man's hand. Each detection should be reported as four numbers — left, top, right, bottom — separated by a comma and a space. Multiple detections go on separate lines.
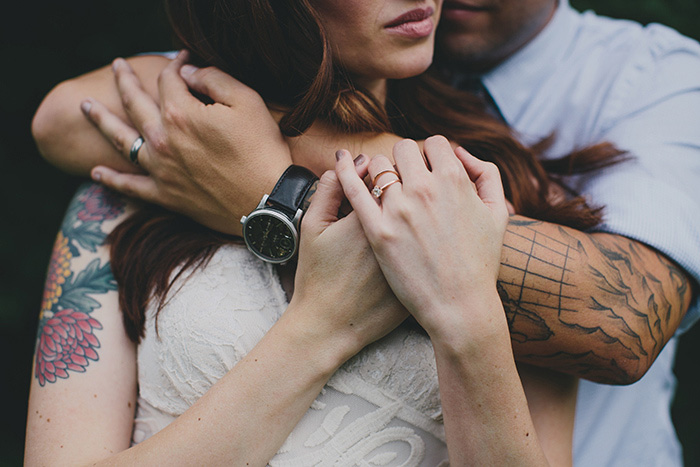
82, 51, 292, 235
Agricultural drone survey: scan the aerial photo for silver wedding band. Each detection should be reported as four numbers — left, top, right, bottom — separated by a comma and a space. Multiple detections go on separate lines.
129, 136, 145, 165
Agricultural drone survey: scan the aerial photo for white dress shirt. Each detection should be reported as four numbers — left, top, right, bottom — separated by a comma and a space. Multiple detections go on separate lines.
477, 1, 700, 465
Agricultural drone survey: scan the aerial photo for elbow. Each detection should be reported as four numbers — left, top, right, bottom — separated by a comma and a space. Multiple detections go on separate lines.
32, 83, 62, 161
32, 80, 86, 174
584, 358, 646, 386
611, 357, 649, 386
582, 342, 656, 386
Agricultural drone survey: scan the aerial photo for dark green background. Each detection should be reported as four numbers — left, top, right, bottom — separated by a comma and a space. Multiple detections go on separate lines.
2, 1, 698, 465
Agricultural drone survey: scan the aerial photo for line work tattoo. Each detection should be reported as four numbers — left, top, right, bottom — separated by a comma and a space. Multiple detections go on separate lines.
499, 217, 690, 384
35, 183, 124, 386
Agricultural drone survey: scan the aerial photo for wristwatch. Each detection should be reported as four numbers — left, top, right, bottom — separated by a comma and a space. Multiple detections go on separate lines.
241, 165, 318, 264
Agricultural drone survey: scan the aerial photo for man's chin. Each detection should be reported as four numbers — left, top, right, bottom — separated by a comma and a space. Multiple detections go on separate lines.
435, 33, 504, 71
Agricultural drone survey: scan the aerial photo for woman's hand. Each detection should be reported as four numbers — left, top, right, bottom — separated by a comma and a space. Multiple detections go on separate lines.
336, 137, 553, 466
81, 51, 292, 235
289, 160, 408, 360
334, 135, 509, 340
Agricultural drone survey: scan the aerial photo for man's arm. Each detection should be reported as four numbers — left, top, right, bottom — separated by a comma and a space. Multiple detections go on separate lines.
32, 55, 171, 175
33, 59, 692, 384
502, 216, 692, 384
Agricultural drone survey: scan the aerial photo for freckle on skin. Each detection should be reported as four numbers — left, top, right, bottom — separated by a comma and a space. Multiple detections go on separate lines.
128, 402, 132, 408
94, 394, 97, 398
47, 419, 51, 423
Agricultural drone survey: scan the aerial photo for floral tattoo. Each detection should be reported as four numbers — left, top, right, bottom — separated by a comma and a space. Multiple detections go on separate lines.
35, 183, 125, 386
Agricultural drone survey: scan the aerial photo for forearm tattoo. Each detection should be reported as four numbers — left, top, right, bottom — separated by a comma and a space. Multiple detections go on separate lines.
301, 179, 319, 212
499, 217, 691, 384
34, 183, 123, 386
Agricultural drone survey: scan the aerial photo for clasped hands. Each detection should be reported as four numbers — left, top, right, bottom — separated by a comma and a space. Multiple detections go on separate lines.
82, 52, 510, 349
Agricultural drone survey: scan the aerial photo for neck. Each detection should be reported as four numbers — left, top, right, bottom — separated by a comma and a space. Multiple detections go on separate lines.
442, 0, 558, 74
357, 77, 388, 105
488, 0, 558, 70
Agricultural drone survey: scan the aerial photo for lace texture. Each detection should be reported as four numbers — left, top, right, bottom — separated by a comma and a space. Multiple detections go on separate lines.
133, 244, 448, 466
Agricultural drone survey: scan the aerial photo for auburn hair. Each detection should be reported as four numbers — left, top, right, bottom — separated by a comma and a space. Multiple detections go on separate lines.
110, 0, 625, 343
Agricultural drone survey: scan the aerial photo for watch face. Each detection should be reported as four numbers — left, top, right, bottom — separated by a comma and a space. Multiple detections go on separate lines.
243, 210, 297, 263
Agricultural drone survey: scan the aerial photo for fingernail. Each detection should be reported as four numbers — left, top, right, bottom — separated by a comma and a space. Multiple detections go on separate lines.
91, 169, 102, 182
180, 64, 199, 78
112, 58, 124, 72
335, 150, 346, 161
353, 154, 366, 166
80, 99, 92, 115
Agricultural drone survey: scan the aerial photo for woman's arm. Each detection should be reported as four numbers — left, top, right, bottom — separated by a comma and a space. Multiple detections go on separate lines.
335, 137, 559, 465
26, 172, 408, 465
25, 184, 138, 464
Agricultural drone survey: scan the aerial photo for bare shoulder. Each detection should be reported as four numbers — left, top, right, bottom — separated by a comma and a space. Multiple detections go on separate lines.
25, 182, 139, 465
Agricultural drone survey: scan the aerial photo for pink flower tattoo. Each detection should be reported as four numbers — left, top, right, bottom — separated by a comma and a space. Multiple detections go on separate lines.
35, 309, 102, 386
35, 183, 121, 386
76, 184, 125, 222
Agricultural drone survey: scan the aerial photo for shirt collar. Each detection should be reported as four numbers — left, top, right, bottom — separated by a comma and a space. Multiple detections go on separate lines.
481, 0, 580, 124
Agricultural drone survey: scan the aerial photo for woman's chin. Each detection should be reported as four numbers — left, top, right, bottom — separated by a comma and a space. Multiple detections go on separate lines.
387, 56, 435, 80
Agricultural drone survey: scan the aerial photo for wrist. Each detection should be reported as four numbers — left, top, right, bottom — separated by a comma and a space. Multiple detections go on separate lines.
424, 287, 510, 355
276, 300, 356, 377
241, 165, 318, 264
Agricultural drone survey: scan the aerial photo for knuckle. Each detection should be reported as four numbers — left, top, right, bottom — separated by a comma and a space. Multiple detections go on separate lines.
236, 86, 264, 108
115, 180, 136, 198
485, 161, 501, 177
395, 202, 414, 223
113, 132, 132, 154
156, 68, 169, 87
426, 134, 448, 145
162, 103, 187, 128
140, 121, 161, 142
375, 225, 397, 244
342, 181, 363, 200
319, 170, 337, 186
86, 105, 102, 124
197, 66, 217, 82
368, 155, 390, 172
120, 91, 136, 113
148, 133, 169, 154
410, 177, 431, 195
394, 139, 416, 153
442, 161, 467, 183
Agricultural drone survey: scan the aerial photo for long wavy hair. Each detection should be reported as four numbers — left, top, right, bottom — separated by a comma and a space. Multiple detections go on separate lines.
111, 0, 624, 343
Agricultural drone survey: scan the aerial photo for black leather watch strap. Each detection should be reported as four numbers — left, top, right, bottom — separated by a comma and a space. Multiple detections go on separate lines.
267, 165, 318, 217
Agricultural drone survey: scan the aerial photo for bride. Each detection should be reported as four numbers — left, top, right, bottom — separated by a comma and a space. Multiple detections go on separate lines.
24, 0, 623, 464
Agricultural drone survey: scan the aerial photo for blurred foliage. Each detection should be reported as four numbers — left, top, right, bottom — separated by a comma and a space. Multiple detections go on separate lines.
1, 0, 698, 465
572, 0, 700, 40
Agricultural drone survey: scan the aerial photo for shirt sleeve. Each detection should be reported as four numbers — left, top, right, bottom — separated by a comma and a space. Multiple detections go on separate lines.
576, 24, 700, 333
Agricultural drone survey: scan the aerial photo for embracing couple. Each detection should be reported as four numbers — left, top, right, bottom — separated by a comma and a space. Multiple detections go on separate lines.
26, 0, 699, 465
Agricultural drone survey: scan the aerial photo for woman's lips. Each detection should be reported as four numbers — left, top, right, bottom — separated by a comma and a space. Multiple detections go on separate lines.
385, 7, 435, 38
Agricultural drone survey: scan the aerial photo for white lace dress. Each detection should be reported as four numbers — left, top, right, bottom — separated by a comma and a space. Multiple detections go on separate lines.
132, 244, 448, 466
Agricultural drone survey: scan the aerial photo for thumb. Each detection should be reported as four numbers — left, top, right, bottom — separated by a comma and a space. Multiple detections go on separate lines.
180, 64, 259, 108
301, 170, 345, 236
